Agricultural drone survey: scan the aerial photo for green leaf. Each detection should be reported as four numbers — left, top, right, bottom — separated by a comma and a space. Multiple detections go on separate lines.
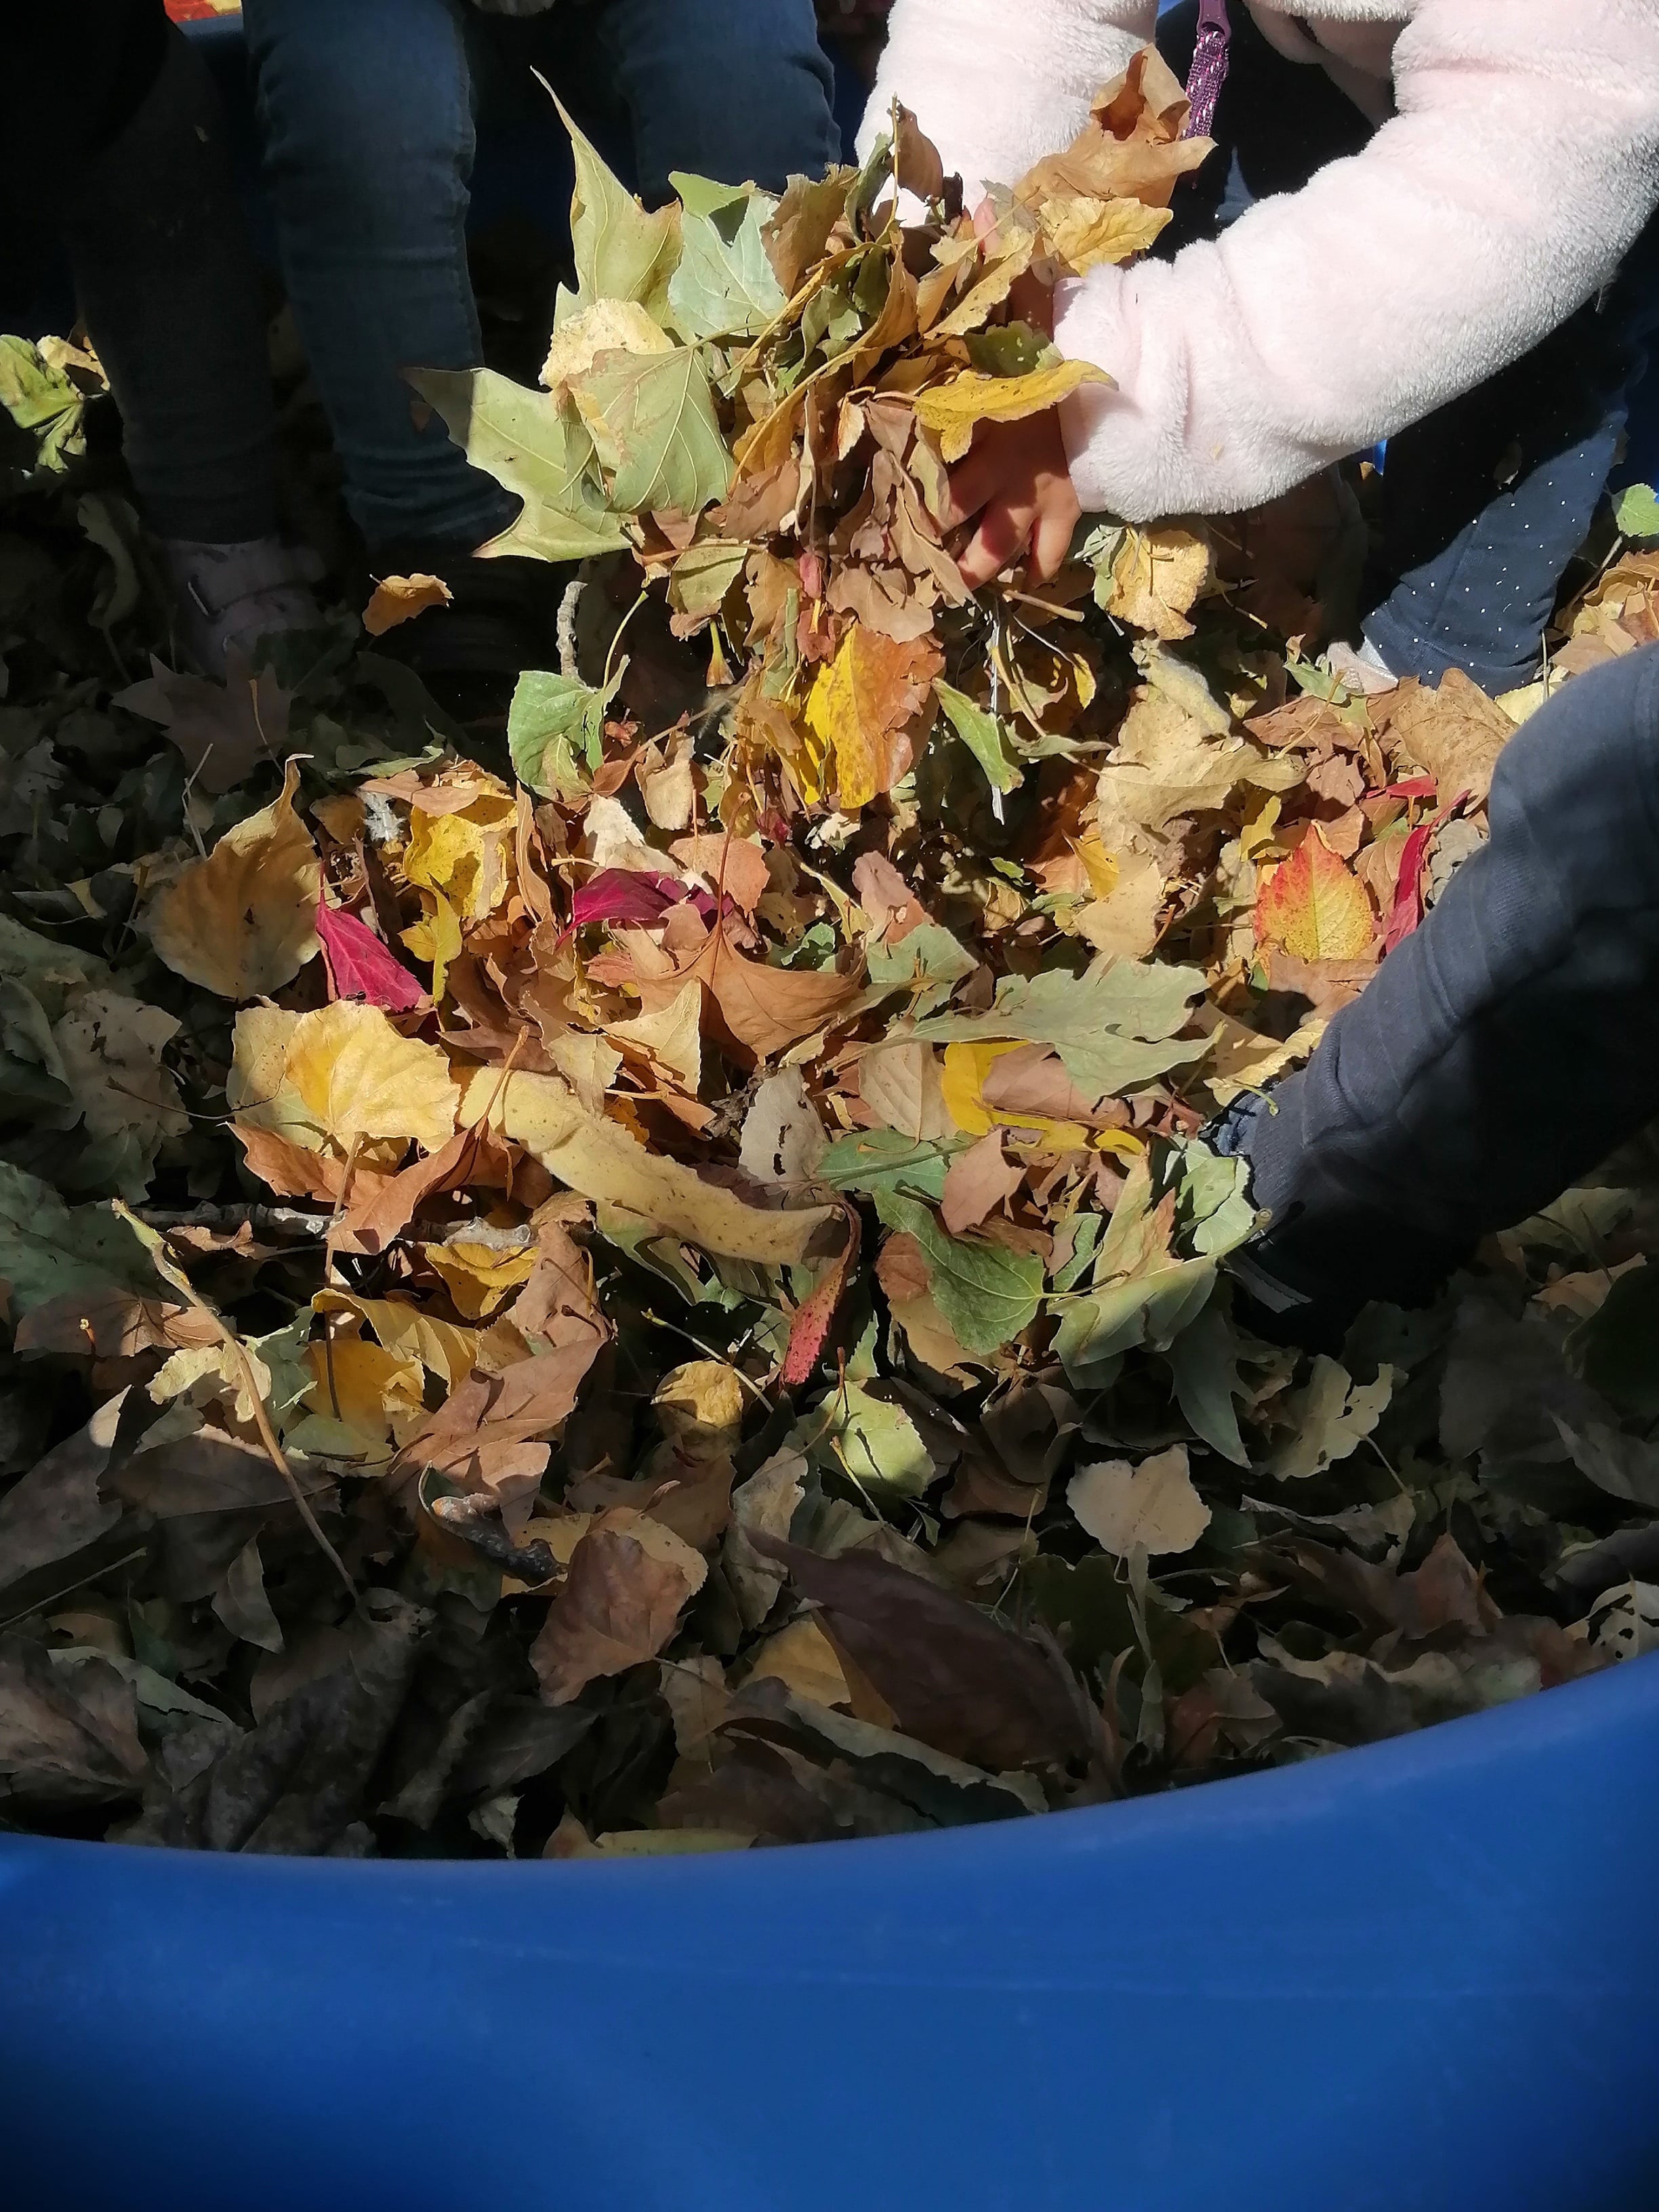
817, 1379, 937, 1497
0, 1163, 152, 1317
1168, 1296, 1248, 1466
667, 176, 788, 342
556, 100, 680, 327
665, 538, 748, 630
873, 1191, 1044, 1356
1616, 483, 1659, 541
0, 337, 86, 472
1174, 1139, 1260, 1261
863, 922, 977, 1017
935, 680, 1022, 796
1054, 1258, 1217, 1393
573, 347, 733, 516
508, 668, 622, 801
912, 962, 1208, 1100
408, 368, 630, 563
819, 1128, 968, 1203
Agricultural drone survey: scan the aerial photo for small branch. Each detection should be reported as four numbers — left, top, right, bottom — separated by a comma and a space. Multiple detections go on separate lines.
136, 1202, 331, 1240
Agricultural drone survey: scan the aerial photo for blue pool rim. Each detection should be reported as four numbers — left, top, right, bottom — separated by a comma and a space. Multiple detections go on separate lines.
3, 1650, 1656, 2211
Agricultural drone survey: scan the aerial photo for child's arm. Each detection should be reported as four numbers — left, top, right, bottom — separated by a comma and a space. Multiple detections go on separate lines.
1052, 0, 1659, 521
858, 0, 1157, 205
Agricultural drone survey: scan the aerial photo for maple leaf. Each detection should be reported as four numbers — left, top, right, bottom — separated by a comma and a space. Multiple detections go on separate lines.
1254, 831, 1378, 963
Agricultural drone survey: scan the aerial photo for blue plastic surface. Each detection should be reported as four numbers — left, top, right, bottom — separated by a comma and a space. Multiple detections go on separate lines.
3, 1656, 1658, 2212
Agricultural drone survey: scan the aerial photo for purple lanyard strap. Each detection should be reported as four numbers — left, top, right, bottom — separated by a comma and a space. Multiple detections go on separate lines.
1183, 0, 1233, 139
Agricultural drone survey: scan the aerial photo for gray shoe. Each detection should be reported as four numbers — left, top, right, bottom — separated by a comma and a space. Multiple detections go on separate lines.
154, 535, 325, 678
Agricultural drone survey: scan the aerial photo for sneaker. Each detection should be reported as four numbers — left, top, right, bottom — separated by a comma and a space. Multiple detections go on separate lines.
155, 534, 326, 679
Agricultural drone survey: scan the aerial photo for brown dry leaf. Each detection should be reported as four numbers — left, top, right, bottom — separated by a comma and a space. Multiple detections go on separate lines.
1015, 45, 1212, 211
628, 922, 860, 1065
940, 1130, 1025, 1235
144, 761, 321, 999
532, 1506, 708, 1704
0, 1392, 134, 1597
54, 989, 188, 1154
1068, 1443, 1210, 1557
1097, 689, 1252, 842
362, 573, 453, 637
743, 1614, 851, 1708
802, 624, 943, 809
285, 1002, 459, 1156
1378, 668, 1515, 802
759, 1538, 1089, 1773
394, 1338, 602, 1525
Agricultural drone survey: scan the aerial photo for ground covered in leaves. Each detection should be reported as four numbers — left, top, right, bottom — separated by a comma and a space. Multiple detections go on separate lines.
2, 52, 1658, 1862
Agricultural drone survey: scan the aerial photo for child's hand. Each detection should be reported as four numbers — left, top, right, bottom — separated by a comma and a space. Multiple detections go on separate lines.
945, 409, 1082, 588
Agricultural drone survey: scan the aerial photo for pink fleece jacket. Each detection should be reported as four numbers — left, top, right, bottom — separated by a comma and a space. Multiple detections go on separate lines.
861, 1, 1659, 520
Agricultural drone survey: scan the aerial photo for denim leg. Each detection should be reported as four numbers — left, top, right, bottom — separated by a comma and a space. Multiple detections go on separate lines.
241, 0, 516, 554
1238, 644, 1659, 1310
592, 0, 840, 203
57, 23, 280, 543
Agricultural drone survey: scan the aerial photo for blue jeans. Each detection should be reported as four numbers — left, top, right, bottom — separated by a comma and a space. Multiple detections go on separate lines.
240, 0, 838, 554
1221, 645, 1659, 1326
1157, 2, 1659, 693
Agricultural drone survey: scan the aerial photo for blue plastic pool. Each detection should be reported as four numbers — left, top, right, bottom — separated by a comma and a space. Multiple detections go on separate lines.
3, 1655, 1656, 2212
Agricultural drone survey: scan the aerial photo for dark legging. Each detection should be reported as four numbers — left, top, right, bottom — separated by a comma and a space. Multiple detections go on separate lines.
1, 3, 277, 542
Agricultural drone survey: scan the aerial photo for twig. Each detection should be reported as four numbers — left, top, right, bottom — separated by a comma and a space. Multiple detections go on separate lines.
113, 1202, 356, 1601
135, 1202, 330, 1240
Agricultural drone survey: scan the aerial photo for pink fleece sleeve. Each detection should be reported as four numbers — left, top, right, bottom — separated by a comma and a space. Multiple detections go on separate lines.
1056, 0, 1659, 520
857, 0, 1159, 206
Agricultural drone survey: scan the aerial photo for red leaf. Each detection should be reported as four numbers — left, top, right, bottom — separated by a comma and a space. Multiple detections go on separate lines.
316, 903, 426, 1012
1383, 822, 1434, 954
570, 867, 716, 934
780, 1204, 861, 1388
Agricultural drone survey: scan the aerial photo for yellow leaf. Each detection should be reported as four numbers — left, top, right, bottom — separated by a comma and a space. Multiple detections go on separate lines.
915, 361, 1115, 464
362, 573, 453, 638
402, 790, 516, 925
1038, 194, 1171, 272
941, 1040, 1093, 1153
653, 1360, 744, 1463
145, 760, 321, 999
422, 1238, 539, 1321
802, 626, 941, 811
313, 1288, 527, 1389
609, 980, 703, 1093
302, 1335, 425, 1457
541, 297, 673, 392
285, 1002, 459, 1155
1099, 523, 1214, 640
1200, 1010, 1328, 1109
742, 1614, 851, 1708
226, 1006, 325, 1148
401, 886, 464, 1003
460, 1069, 834, 1265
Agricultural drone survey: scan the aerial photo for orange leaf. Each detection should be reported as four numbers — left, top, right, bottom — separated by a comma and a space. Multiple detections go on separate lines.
1254, 830, 1376, 962
802, 624, 941, 810
363, 573, 453, 637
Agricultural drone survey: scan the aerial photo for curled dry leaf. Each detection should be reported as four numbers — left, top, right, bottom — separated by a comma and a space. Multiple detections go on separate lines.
362, 573, 453, 638
532, 1506, 708, 1704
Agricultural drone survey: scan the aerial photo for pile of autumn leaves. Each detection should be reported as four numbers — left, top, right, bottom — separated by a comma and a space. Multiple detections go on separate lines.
0, 49, 1652, 1858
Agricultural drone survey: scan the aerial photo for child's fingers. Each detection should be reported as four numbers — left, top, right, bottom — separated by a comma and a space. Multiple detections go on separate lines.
941, 434, 1012, 531
1031, 485, 1082, 581
958, 493, 1038, 588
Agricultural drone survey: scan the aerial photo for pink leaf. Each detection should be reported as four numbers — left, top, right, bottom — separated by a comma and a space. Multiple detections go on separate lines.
570, 869, 684, 932
316, 903, 427, 1012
